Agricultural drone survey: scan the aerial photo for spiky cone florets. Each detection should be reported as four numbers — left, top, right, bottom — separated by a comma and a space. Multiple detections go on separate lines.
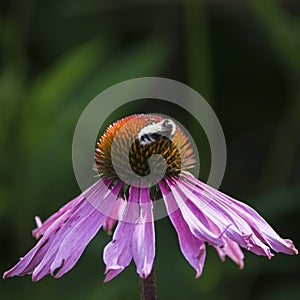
94, 114, 195, 195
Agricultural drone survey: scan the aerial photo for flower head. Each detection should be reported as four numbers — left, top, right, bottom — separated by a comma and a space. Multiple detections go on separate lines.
4, 114, 298, 282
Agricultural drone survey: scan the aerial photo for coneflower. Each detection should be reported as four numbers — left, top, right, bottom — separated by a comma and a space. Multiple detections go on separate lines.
4, 114, 297, 295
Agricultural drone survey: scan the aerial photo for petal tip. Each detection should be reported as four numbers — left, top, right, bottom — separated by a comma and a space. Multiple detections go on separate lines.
194, 270, 202, 279
285, 239, 298, 255
103, 268, 124, 282
238, 261, 244, 269
34, 216, 42, 228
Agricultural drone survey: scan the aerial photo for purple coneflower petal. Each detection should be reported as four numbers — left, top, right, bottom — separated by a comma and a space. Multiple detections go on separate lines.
181, 173, 298, 256
34, 216, 42, 229
159, 182, 206, 277
177, 177, 274, 258
32, 179, 106, 239
103, 186, 139, 282
4, 199, 85, 279
163, 179, 223, 248
4, 179, 123, 280
32, 200, 96, 281
217, 193, 298, 255
173, 185, 245, 268
52, 180, 122, 276
103, 197, 126, 235
215, 238, 244, 269
132, 188, 155, 279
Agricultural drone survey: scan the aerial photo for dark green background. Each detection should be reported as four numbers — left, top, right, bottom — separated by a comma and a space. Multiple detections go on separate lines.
1, 0, 299, 299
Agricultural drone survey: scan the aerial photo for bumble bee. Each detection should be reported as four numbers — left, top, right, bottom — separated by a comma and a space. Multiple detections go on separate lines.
138, 119, 176, 145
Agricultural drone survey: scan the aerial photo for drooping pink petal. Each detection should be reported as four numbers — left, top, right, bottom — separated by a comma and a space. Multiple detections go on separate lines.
103, 186, 139, 282
103, 197, 126, 235
132, 188, 155, 279
174, 185, 244, 268
4, 179, 122, 280
4, 239, 48, 278
215, 238, 244, 269
194, 205, 245, 269
32, 200, 95, 281
38, 181, 123, 280
32, 179, 106, 239
34, 216, 42, 229
3, 198, 86, 279
177, 178, 274, 258
189, 175, 296, 256
216, 193, 298, 255
181, 173, 298, 256
159, 182, 206, 277
162, 179, 223, 248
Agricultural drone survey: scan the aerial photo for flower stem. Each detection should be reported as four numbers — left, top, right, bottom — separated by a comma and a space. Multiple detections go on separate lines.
140, 267, 157, 300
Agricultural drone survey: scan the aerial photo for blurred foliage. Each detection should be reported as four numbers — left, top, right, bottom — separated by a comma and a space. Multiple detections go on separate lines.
0, 0, 300, 299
